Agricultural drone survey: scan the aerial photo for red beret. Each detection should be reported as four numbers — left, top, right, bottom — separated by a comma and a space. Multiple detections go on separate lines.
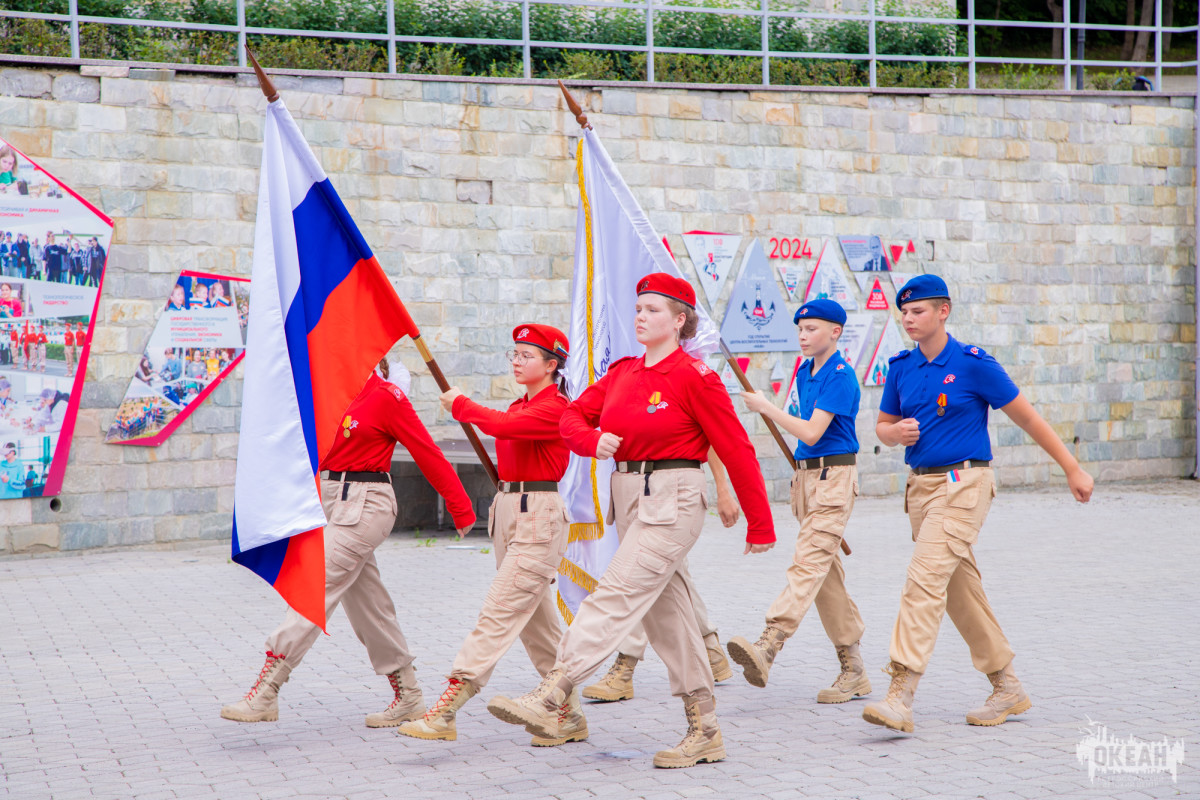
512, 323, 569, 358
636, 272, 696, 309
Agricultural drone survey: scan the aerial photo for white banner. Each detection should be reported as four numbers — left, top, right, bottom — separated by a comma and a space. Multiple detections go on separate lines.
559, 128, 720, 620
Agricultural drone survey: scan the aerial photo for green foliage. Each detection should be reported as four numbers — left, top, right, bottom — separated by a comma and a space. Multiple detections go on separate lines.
0, 0, 967, 88
247, 35, 385, 71
981, 62, 1060, 90
0, 19, 72, 58
1087, 68, 1137, 90
877, 60, 962, 88
402, 44, 467, 75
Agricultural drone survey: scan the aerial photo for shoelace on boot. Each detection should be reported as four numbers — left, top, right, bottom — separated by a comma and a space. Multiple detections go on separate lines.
832, 648, 855, 689
384, 672, 409, 712
882, 664, 908, 702
245, 651, 284, 700
983, 672, 1006, 703
424, 679, 464, 720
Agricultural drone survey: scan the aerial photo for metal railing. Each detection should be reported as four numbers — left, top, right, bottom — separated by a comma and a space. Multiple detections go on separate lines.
1, 0, 1197, 88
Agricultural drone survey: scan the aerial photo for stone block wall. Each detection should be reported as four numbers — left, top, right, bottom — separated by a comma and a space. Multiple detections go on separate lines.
0, 62, 1194, 553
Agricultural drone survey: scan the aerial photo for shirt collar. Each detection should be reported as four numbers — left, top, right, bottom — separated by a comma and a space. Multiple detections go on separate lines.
913, 335, 957, 368
803, 349, 847, 380
640, 346, 689, 374
518, 383, 560, 406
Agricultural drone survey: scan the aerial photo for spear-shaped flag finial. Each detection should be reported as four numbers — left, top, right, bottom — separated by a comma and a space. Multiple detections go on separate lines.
557, 80, 591, 130
245, 46, 279, 103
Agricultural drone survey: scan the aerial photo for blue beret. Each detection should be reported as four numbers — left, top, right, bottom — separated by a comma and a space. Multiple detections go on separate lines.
896, 274, 950, 307
793, 298, 847, 326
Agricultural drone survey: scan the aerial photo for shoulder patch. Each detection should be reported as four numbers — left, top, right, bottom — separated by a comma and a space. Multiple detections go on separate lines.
608, 355, 637, 370
888, 349, 912, 365
386, 384, 405, 401
690, 358, 713, 377
962, 343, 987, 359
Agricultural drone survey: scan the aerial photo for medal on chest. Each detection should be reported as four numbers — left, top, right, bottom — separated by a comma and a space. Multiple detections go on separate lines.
342, 414, 359, 438
646, 391, 669, 414
936, 393, 947, 416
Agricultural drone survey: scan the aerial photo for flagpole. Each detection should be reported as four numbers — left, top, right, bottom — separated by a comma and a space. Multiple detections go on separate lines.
718, 340, 851, 555
247, 46, 500, 491
410, 334, 501, 488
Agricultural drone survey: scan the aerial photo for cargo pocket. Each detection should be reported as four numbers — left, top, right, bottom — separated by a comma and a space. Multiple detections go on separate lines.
498, 555, 556, 612
514, 510, 555, 543
814, 472, 850, 508
635, 540, 675, 576
945, 472, 979, 510
486, 494, 499, 538
636, 472, 679, 526
941, 514, 979, 558
328, 524, 375, 572
789, 472, 804, 520
328, 482, 366, 527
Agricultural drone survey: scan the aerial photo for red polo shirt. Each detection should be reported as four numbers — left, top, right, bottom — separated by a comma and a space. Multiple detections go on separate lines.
452, 384, 569, 482
322, 373, 475, 530
560, 347, 774, 544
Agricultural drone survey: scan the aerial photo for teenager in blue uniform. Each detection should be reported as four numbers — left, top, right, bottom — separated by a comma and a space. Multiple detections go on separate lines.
863, 275, 1094, 734
729, 299, 871, 702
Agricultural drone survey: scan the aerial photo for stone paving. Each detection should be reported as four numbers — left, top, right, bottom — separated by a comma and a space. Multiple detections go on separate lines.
2, 481, 1198, 800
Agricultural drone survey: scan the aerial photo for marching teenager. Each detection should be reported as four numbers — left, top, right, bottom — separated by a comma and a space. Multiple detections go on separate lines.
727, 299, 871, 703
486, 273, 775, 769
397, 324, 582, 745
863, 275, 1093, 733
582, 450, 739, 703
221, 358, 476, 727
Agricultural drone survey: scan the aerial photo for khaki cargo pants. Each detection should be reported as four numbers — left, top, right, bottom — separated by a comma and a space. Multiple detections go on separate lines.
889, 467, 1014, 674
451, 490, 567, 688
267, 477, 414, 675
615, 560, 716, 660
765, 464, 865, 646
555, 468, 713, 699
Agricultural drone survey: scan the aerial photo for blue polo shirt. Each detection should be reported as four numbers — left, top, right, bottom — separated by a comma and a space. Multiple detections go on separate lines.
880, 335, 1020, 468
789, 350, 860, 460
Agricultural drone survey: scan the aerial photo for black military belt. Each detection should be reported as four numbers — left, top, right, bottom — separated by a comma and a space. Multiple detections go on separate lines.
797, 454, 856, 470
616, 459, 702, 474
322, 470, 391, 483
911, 460, 991, 476
499, 481, 559, 493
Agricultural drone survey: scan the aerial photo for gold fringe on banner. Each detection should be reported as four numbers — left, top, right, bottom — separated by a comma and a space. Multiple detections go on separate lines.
568, 522, 605, 543
556, 593, 575, 626
575, 139, 606, 530
558, 556, 598, 594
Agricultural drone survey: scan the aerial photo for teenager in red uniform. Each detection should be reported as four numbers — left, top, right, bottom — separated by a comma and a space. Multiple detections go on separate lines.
63, 324, 76, 377
221, 359, 476, 727
20, 325, 32, 370
35, 326, 47, 372
397, 323, 582, 744
487, 273, 775, 769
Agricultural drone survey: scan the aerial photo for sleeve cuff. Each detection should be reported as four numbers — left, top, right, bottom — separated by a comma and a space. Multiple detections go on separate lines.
745, 530, 776, 545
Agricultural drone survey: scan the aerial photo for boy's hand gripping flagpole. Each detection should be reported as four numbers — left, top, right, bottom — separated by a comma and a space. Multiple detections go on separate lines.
248, 48, 500, 490
558, 81, 849, 556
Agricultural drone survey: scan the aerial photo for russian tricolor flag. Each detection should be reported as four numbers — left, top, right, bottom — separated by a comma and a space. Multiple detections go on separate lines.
232, 98, 418, 629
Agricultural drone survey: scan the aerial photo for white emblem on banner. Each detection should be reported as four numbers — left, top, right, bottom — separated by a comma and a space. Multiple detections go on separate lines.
720, 239, 797, 352
863, 317, 906, 387
681, 231, 740, 308
802, 241, 857, 311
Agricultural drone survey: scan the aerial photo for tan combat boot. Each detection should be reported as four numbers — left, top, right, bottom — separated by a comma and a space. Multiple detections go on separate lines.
486, 667, 573, 740
704, 632, 733, 682
652, 693, 726, 769
817, 641, 872, 704
531, 689, 589, 747
725, 627, 787, 688
862, 661, 921, 733
396, 677, 478, 741
966, 661, 1032, 726
220, 651, 292, 723
581, 653, 637, 702
365, 663, 424, 728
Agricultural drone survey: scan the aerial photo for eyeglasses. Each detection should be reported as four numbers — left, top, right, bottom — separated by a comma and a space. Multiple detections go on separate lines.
505, 349, 543, 364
